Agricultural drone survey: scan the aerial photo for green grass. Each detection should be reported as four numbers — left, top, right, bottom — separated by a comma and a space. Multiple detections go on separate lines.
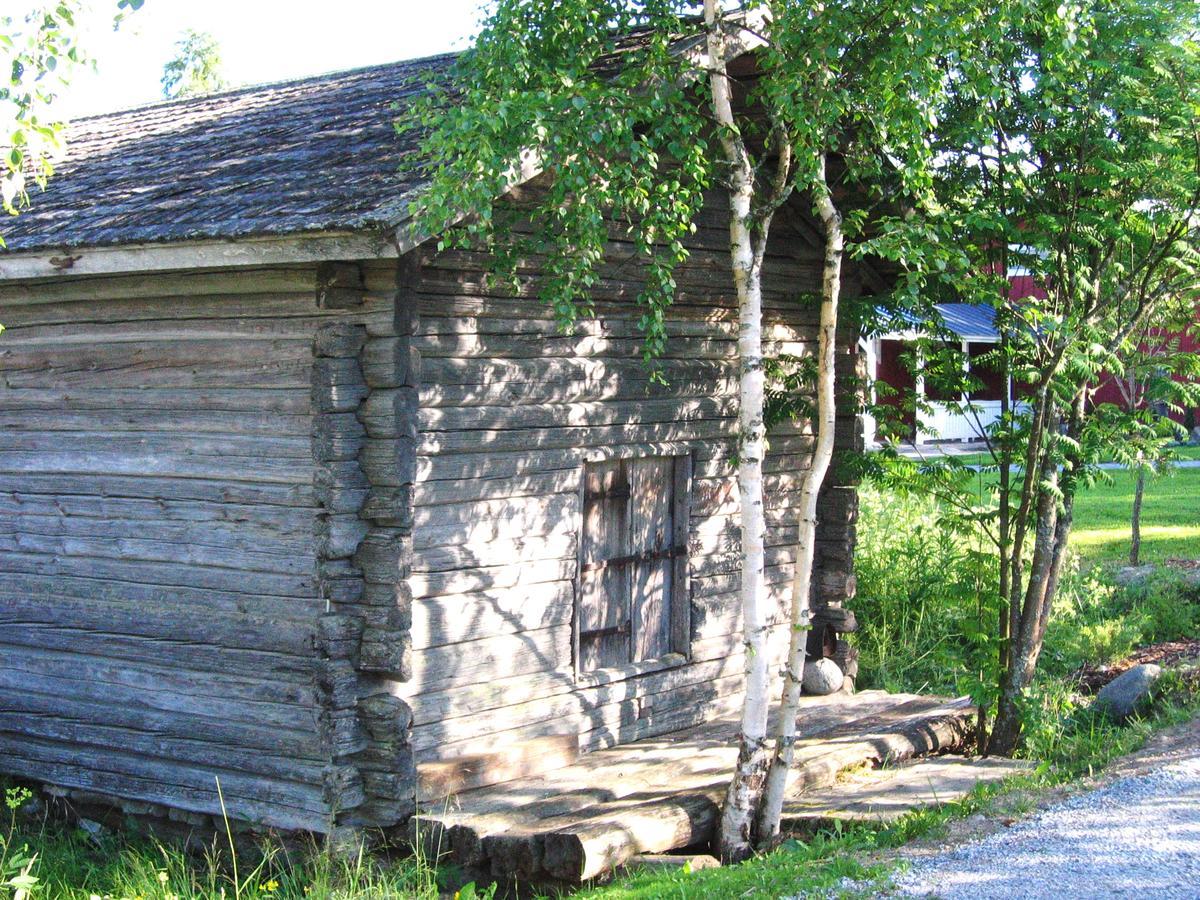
1070, 467, 1200, 564
925, 443, 1200, 468
0, 802, 457, 900
917, 457, 1200, 566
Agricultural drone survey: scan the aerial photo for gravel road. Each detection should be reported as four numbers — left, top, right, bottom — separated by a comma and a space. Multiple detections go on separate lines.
885, 751, 1200, 899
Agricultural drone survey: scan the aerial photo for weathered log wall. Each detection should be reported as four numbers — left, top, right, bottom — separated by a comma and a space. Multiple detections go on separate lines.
395, 191, 864, 797
0, 191, 864, 828
0, 262, 415, 833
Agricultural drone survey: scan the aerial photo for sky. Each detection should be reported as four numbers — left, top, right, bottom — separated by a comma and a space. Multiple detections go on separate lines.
34, 0, 486, 120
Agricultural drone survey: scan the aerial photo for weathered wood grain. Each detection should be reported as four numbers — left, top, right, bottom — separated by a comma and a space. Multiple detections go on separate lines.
397, 185, 864, 779
0, 265, 344, 833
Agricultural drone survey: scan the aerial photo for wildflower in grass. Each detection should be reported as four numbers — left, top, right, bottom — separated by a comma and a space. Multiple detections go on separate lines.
263, 879, 279, 893
158, 871, 169, 884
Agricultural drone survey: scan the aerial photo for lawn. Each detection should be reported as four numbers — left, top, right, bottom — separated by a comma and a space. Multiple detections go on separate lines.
915, 442, 1200, 469
913, 453, 1200, 566
1070, 467, 1200, 564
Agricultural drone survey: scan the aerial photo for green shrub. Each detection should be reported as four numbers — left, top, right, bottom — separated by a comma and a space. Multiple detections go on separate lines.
853, 484, 1000, 705
1121, 569, 1200, 644
854, 479, 1199, 757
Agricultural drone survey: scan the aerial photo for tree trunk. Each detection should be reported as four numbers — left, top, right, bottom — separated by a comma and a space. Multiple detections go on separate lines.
705, 0, 771, 863
1130, 465, 1145, 566
754, 153, 842, 846
1036, 388, 1087, 649
990, 408, 1060, 756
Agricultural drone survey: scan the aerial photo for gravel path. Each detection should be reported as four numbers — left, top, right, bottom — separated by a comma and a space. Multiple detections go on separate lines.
885, 751, 1200, 899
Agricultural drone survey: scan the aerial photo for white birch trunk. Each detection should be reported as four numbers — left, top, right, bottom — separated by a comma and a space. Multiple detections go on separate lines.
755, 153, 844, 844
704, 0, 772, 863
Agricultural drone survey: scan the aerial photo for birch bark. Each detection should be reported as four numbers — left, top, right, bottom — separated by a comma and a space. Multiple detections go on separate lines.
755, 153, 843, 843
704, 0, 771, 862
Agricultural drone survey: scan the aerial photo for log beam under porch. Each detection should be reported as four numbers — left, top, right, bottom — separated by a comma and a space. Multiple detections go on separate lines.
409, 690, 976, 884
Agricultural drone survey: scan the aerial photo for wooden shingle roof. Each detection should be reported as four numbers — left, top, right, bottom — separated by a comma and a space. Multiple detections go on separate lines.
1, 53, 456, 253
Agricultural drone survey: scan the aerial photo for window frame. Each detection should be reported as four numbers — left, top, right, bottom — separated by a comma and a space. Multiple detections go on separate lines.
572, 446, 693, 682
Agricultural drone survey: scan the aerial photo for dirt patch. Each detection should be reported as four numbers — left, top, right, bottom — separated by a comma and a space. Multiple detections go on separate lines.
1073, 638, 1200, 694
1165, 558, 1200, 571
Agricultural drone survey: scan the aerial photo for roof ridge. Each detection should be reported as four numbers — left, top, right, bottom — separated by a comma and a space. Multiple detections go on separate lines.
68, 50, 461, 125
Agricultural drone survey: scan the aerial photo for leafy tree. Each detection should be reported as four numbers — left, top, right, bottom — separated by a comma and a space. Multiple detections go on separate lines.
1, 0, 141, 223
161, 28, 226, 100
891, 0, 1200, 755
407, 0, 987, 856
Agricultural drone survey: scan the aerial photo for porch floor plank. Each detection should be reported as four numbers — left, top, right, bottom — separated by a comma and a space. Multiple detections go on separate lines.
411, 689, 976, 883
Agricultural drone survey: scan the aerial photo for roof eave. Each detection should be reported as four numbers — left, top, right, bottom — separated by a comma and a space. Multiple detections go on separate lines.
0, 228, 400, 282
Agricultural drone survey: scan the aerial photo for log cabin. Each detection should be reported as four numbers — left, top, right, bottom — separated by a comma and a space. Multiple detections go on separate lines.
0, 50, 874, 840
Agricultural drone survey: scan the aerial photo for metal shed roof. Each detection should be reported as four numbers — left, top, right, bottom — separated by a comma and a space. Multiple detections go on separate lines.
937, 303, 999, 340
874, 303, 999, 342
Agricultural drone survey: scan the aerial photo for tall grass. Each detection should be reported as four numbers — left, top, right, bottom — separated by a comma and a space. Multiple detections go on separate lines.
852, 484, 998, 701
0, 800, 459, 900
853, 479, 1200, 756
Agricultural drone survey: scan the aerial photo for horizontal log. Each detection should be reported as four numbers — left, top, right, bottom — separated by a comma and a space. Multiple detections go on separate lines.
414, 332, 738, 361
0, 385, 311, 413
0, 687, 326, 765
0, 643, 323, 719
0, 473, 315, 508
0, 491, 314, 532
0, 548, 318, 599
0, 265, 317, 304
414, 469, 578, 507
417, 419, 735, 456
407, 626, 570, 695
412, 530, 576, 575
0, 429, 310, 457
410, 557, 575, 601
419, 396, 735, 434
541, 789, 722, 881
412, 493, 579, 548
0, 569, 322, 621
0, 594, 319, 655
0, 628, 316, 684
419, 355, 732, 387
0, 450, 312, 484
0, 339, 312, 389
0, 734, 331, 832
0, 514, 313, 572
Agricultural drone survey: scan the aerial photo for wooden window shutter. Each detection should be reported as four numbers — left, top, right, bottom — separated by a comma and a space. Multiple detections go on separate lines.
577, 455, 690, 673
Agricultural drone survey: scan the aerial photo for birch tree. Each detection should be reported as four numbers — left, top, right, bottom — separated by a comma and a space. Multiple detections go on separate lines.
408, 0, 985, 858
161, 29, 228, 100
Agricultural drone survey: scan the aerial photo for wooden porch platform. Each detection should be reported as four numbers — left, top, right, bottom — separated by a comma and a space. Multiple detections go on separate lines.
411, 690, 975, 883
